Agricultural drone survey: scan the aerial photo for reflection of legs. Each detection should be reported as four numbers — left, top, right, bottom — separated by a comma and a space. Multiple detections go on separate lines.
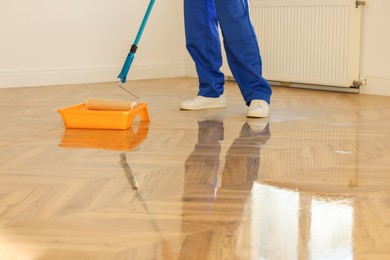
204, 122, 270, 258
183, 121, 270, 195
184, 120, 223, 195
222, 122, 270, 188
180, 122, 270, 258
180, 120, 223, 259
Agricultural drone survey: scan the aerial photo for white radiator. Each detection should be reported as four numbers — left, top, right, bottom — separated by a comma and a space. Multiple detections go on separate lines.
222, 0, 364, 89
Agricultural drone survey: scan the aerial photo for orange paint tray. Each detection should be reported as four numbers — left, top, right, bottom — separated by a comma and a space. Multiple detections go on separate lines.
58, 102, 150, 130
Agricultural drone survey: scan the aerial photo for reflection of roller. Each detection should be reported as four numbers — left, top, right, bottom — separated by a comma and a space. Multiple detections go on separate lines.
86, 98, 137, 111
119, 152, 165, 239
119, 152, 138, 190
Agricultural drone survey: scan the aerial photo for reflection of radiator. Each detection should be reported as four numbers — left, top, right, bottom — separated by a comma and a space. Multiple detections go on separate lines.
222, 0, 364, 89
258, 119, 359, 193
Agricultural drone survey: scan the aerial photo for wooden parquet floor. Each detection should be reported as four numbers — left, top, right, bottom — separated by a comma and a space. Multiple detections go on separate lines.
0, 77, 390, 259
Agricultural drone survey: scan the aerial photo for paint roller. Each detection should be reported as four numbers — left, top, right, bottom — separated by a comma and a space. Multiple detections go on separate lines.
86, 98, 137, 111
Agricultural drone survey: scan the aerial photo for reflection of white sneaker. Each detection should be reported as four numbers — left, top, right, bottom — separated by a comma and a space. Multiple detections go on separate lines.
247, 121, 268, 132
247, 99, 269, 118
180, 95, 227, 110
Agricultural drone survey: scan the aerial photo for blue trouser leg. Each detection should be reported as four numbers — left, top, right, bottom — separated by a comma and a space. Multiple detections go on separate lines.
184, 0, 225, 97
184, 0, 272, 104
214, 0, 272, 105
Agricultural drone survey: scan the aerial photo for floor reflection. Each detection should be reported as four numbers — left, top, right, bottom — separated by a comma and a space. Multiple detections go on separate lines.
249, 183, 354, 259
181, 120, 271, 259
184, 120, 270, 195
59, 121, 150, 152
119, 152, 139, 190
308, 197, 353, 259
181, 120, 356, 259
59, 121, 150, 192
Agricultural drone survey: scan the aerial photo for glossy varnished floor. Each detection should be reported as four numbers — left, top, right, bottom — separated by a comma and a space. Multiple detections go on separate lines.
1, 78, 390, 259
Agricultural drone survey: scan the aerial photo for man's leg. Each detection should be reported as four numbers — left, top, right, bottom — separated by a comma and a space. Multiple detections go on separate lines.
214, 0, 272, 105
184, 0, 225, 98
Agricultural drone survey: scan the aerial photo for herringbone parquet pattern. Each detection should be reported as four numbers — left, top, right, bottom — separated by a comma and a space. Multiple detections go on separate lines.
0, 78, 390, 259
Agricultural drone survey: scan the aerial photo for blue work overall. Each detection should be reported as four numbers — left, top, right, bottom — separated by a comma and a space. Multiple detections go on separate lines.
184, 0, 272, 105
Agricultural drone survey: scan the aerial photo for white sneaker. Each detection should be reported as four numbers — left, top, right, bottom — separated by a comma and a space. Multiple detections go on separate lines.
180, 94, 227, 110
247, 99, 269, 118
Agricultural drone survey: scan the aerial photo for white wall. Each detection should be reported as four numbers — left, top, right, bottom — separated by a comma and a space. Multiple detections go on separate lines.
2, 0, 390, 97
0, 0, 186, 88
359, 0, 390, 96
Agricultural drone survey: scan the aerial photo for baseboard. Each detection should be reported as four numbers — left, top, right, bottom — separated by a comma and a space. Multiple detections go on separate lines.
359, 75, 390, 96
0, 63, 187, 88
228, 75, 390, 96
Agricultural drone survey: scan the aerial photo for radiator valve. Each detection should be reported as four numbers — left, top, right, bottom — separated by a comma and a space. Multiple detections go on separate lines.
352, 80, 367, 88
356, 1, 366, 8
